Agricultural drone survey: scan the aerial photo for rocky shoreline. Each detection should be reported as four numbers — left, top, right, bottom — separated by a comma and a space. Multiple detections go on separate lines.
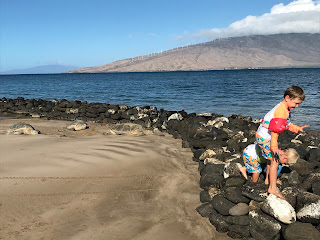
1, 97, 319, 239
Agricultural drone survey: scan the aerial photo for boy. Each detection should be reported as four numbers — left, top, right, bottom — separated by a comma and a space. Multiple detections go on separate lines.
239, 144, 299, 183
256, 85, 309, 199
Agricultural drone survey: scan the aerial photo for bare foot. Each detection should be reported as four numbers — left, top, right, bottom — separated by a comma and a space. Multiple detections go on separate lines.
276, 179, 282, 185
265, 178, 269, 185
239, 166, 248, 180
268, 188, 285, 200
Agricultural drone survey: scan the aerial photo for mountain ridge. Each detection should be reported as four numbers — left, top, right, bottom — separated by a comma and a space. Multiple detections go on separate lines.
1, 65, 78, 75
68, 33, 320, 73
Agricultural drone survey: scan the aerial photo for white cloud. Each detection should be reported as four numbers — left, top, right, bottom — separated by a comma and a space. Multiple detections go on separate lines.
185, 0, 320, 41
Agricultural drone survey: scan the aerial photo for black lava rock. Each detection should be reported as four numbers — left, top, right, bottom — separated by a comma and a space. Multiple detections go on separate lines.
210, 194, 236, 216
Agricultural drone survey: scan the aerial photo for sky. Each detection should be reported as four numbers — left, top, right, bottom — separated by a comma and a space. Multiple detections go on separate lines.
0, 0, 319, 71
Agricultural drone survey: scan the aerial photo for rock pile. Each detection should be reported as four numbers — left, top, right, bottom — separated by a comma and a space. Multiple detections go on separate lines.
1, 97, 319, 239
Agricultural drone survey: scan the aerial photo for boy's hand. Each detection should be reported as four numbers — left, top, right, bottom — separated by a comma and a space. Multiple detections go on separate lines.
272, 148, 284, 159
298, 125, 309, 132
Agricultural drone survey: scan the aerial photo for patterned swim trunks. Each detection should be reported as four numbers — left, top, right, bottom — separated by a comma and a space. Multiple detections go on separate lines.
255, 133, 273, 161
243, 151, 262, 174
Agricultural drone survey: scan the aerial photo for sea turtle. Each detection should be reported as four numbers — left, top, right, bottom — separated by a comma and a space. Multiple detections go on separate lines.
67, 120, 88, 131
7, 122, 40, 135
108, 123, 151, 136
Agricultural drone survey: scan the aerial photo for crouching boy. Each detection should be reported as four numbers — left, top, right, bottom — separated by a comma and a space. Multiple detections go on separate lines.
239, 143, 298, 183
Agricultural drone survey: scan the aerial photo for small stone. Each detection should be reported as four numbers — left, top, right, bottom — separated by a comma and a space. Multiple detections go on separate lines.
229, 203, 249, 216
249, 200, 263, 211
168, 113, 183, 121
199, 149, 217, 161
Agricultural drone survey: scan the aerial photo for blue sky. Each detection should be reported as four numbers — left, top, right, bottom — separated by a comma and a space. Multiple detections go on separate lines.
0, 0, 319, 71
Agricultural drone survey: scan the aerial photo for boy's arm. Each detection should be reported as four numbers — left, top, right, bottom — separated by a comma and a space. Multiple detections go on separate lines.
270, 132, 280, 152
289, 123, 309, 133
271, 103, 287, 154
288, 123, 300, 133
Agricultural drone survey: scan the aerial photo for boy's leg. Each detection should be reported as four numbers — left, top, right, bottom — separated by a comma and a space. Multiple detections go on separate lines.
243, 150, 262, 183
265, 163, 270, 185
276, 165, 283, 185
256, 133, 284, 199
239, 166, 248, 180
252, 173, 260, 183
268, 159, 284, 199
265, 163, 282, 185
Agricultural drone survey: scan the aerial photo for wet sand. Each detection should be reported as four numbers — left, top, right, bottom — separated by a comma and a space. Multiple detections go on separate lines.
0, 119, 230, 240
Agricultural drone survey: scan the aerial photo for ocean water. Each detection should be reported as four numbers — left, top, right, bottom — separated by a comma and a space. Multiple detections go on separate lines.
0, 68, 319, 131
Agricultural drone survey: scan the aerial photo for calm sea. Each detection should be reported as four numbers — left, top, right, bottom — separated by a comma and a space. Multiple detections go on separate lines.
0, 68, 319, 131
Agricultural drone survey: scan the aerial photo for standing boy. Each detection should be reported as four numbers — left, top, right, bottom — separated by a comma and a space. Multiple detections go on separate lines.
256, 85, 309, 199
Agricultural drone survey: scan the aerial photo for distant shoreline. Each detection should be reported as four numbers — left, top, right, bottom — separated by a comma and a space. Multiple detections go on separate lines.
1, 66, 320, 76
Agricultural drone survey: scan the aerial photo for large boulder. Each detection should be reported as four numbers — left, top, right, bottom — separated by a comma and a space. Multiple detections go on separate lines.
296, 200, 320, 225
224, 177, 246, 188
249, 210, 282, 240
290, 158, 314, 176
306, 148, 320, 162
199, 172, 224, 190
261, 194, 296, 224
199, 163, 224, 176
282, 170, 302, 185
208, 209, 229, 233
200, 190, 212, 203
224, 215, 250, 226
296, 191, 320, 212
283, 222, 320, 240
196, 203, 215, 218
282, 187, 299, 209
227, 225, 250, 239
225, 187, 251, 204
210, 194, 236, 216
223, 162, 242, 178
242, 182, 268, 202
301, 173, 320, 191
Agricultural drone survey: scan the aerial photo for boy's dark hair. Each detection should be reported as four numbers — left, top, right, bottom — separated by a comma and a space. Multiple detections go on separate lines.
284, 85, 305, 101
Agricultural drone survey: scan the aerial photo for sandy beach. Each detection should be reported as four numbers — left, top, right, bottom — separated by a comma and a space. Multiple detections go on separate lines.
0, 118, 229, 240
